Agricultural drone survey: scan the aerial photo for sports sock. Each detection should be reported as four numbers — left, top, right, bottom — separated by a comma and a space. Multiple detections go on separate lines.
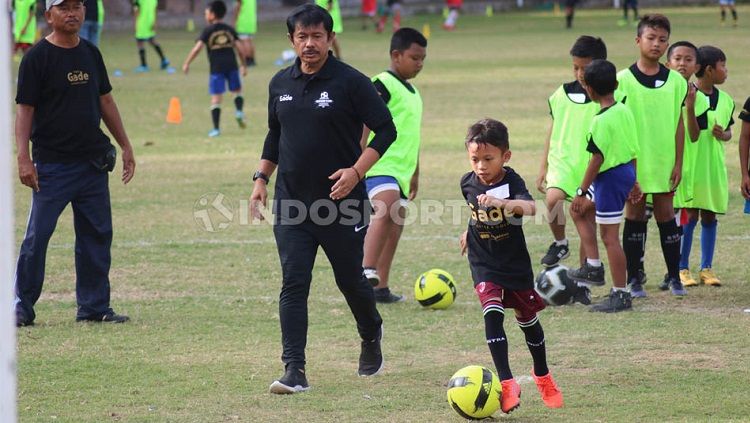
586, 258, 602, 267
234, 95, 244, 112
721, 10, 726, 20
657, 219, 682, 280
623, 219, 647, 281
153, 43, 166, 61
138, 48, 146, 67
565, 13, 573, 28
483, 303, 512, 381
613, 286, 627, 292
518, 317, 548, 377
211, 105, 221, 130
680, 219, 697, 270
554, 238, 568, 247
700, 219, 718, 269
731, 9, 737, 20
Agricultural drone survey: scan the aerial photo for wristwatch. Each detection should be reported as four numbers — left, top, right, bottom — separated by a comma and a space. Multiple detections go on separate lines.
576, 187, 592, 199
252, 170, 269, 184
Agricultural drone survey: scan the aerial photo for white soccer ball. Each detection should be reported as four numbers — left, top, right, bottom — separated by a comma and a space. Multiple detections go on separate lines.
534, 264, 583, 306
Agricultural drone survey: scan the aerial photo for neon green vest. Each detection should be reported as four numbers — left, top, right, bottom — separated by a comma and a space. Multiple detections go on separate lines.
366, 71, 422, 196
98, 0, 104, 25
134, 0, 157, 40
588, 102, 639, 173
546, 83, 598, 198
674, 89, 709, 208
13, 0, 36, 44
236, 0, 257, 34
315, 0, 342, 33
616, 67, 687, 193
688, 88, 734, 213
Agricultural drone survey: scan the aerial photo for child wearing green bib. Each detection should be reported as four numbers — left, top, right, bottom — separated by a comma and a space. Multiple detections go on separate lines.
233, 0, 257, 66
133, 0, 170, 72
361, 28, 427, 303
13, 0, 36, 54
615, 14, 688, 298
315, 0, 342, 58
678, 46, 734, 288
568, 60, 640, 313
537, 36, 606, 269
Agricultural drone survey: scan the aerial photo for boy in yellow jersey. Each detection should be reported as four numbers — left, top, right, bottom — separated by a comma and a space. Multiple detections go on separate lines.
537, 36, 606, 273
568, 60, 640, 312
361, 28, 426, 303
133, 0, 170, 72
678, 46, 734, 287
233, 0, 257, 66
616, 14, 688, 298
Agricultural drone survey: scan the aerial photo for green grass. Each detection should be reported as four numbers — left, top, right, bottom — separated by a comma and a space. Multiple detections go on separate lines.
14, 6, 750, 422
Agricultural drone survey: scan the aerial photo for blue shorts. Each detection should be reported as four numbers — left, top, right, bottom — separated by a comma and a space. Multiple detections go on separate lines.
364, 175, 407, 206
591, 162, 636, 224
209, 70, 242, 95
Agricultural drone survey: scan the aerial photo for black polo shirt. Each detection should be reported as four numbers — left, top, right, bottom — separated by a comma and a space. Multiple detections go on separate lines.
262, 53, 396, 223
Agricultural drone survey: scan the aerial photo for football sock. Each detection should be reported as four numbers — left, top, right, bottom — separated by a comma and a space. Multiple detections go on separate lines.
700, 220, 718, 269
623, 219, 647, 281
586, 258, 602, 267
211, 105, 221, 130
518, 317, 548, 377
679, 219, 697, 270
138, 48, 146, 67
153, 44, 166, 62
657, 219, 682, 280
565, 13, 573, 28
483, 304, 512, 381
731, 10, 737, 20
554, 238, 568, 246
613, 286, 627, 292
721, 10, 726, 21
234, 95, 244, 112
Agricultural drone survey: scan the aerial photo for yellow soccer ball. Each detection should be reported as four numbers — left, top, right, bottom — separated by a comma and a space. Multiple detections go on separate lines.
414, 268, 456, 309
446, 365, 501, 420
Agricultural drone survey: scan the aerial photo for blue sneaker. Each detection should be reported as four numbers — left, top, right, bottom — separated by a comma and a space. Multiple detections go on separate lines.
235, 110, 246, 128
134, 65, 150, 73
160, 59, 171, 70
208, 128, 220, 137
629, 282, 647, 298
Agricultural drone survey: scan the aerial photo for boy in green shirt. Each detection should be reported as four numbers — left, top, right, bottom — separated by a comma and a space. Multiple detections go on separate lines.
568, 60, 640, 313
233, 0, 257, 66
678, 46, 734, 288
315, 0, 342, 58
133, 0, 170, 72
13, 0, 36, 54
537, 36, 606, 269
361, 28, 427, 303
615, 14, 688, 298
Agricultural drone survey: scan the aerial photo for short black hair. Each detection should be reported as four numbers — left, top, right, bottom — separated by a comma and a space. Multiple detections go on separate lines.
286, 4, 333, 36
584, 59, 617, 96
637, 13, 671, 36
695, 45, 726, 78
207, 0, 227, 19
667, 40, 699, 60
569, 36, 607, 60
390, 27, 427, 53
465, 119, 509, 151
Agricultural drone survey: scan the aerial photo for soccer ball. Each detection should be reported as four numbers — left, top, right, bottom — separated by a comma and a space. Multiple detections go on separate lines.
534, 264, 583, 306
414, 269, 456, 309
446, 365, 501, 420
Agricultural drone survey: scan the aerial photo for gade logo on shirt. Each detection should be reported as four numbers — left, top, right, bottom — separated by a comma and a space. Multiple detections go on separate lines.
315, 91, 333, 108
67, 70, 90, 85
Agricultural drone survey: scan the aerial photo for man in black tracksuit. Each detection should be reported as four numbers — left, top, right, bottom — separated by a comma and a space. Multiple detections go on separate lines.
249, 4, 397, 394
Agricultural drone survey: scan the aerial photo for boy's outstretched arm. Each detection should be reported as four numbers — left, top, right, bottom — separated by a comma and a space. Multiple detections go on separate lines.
182, 41, 204, 74
536, 122, 553, 193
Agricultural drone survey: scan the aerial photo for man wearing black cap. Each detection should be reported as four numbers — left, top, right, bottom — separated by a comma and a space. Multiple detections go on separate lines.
250, 4, 397, 394
14, 0, 136, 326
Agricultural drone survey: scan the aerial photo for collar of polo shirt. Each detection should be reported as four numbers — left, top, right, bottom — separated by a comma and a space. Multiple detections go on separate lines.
291, 51, 337, 79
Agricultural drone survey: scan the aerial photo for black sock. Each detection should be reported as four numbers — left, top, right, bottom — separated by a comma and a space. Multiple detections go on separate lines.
731, 9, 737, 20
519, 317, 548, 377
138, 48, 146, 67
483, 309, 512, 381
623, 219, 647, 282
657, 220, 682, 280
211, 106, 221, 130
622, 4, 627, 18
633, 7, 638, 18
721, 10, 726, 20
153, 43, 166, 61
565, 13, 573, 28
234, 95, 244, 112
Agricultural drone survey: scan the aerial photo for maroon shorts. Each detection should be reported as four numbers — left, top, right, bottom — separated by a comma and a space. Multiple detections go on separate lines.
475, 282, 546, 323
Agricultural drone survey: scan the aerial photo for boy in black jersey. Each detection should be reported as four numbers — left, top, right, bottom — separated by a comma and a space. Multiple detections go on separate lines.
459, 119, 563, 414
182, 0, 247, 137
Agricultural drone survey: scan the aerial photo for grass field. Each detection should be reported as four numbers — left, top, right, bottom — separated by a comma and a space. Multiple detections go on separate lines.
13, 5, 750, 422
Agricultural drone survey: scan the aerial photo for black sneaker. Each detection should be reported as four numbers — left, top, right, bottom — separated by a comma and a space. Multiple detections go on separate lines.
16, 311, 34, 327
572, 284, 592, 305
628, 269, 648, 298
374, 287, 404, 303
269, 366, 310, 394
541, 242, 570, 267
358, 326, 383, 376
363, 267, 380, 287
590, 289, 632, 313
658, 273, 671, 291
76, 311, 130, 323
567, 262, 606, 286
662, 276, 687, 296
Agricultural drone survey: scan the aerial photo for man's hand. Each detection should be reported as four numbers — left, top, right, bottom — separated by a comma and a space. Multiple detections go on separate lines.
121, 146, 136, 184
17, 155, 38, 192
670, 164, 682, 191
459, 230, 468, 256
250, 180, 268, 220
329, 167, 360, 200
535, 170, 547, 194
741, 176, 750, 200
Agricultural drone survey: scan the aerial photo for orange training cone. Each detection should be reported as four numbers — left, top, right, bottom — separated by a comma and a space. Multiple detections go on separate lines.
166, 97, 182, 124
